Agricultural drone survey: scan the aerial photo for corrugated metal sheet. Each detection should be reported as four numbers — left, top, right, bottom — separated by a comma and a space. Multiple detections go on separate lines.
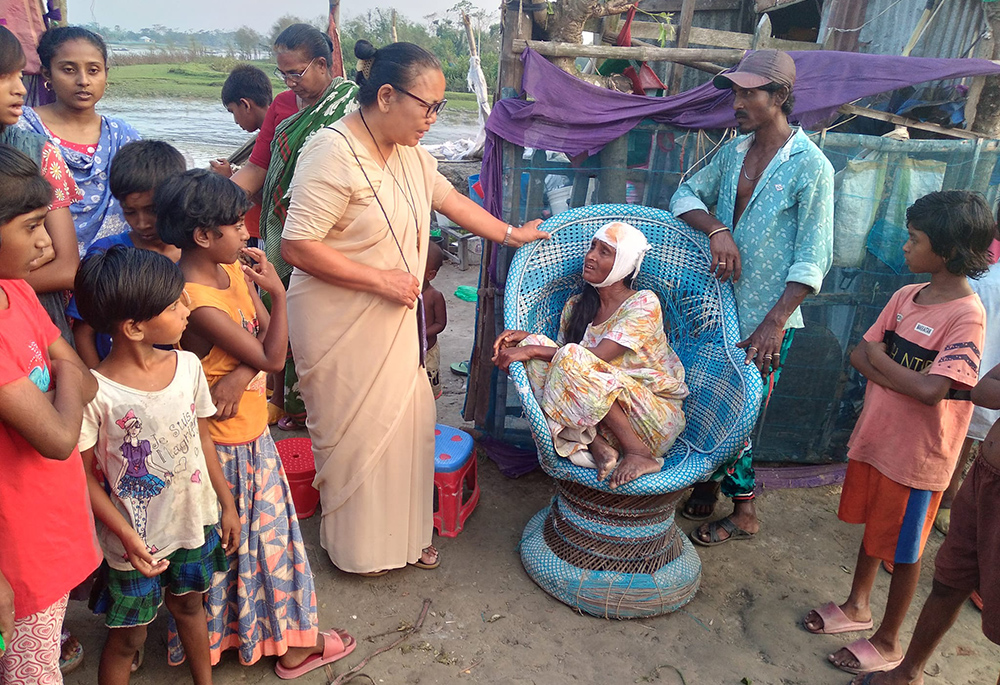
858, 0, 987, 59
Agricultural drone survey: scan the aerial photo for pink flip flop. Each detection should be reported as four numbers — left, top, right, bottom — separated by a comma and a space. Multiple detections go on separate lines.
274, 629, 356, 680
804, 602, 874, 635
829, 638, 903, 675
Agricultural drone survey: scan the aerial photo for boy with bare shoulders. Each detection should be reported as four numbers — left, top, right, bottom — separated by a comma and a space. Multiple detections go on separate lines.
423, 242, 447, 399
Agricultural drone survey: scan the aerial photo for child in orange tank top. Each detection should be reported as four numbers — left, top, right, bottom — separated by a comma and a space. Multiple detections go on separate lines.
158, 170, 356, 678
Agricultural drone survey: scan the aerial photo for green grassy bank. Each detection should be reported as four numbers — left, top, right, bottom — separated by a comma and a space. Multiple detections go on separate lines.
106, 60, 479, 109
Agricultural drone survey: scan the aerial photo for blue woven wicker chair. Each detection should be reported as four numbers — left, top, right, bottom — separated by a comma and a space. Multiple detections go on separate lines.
506, 203, 765, 618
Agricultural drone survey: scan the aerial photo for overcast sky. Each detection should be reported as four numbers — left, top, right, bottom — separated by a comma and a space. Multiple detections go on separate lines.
80, 0, 496, 33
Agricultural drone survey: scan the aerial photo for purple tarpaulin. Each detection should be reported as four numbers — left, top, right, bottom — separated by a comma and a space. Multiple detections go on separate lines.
481, 48, 1000, 217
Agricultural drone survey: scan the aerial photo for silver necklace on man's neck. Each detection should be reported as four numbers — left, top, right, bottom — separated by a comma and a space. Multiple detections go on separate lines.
741, 127, 795, 182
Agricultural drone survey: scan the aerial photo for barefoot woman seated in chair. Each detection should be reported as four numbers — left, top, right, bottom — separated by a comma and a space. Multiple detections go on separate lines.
492, 221, 689, 489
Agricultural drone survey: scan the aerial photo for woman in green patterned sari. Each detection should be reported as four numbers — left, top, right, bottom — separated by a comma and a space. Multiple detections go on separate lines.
230, 23, 357, 430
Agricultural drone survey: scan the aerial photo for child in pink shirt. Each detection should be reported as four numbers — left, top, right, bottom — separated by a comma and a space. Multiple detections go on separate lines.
803, 191, 995, 676
0, 145, 102, 683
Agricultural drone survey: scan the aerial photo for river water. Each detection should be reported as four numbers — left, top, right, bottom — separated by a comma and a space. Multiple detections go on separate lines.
99, 96, 482, 168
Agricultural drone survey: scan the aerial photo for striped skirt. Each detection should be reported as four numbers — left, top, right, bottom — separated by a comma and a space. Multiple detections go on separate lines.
168, 430, 318, 666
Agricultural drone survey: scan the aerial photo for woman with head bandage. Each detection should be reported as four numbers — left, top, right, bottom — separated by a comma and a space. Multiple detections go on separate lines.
493, 222, 689, 489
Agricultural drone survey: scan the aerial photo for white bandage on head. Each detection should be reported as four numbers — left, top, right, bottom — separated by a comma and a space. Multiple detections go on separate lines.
590, 221, 651, 288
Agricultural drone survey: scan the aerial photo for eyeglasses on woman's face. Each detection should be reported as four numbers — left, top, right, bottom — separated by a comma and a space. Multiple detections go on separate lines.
392, 85, 447, 118
274, 58, 317, 84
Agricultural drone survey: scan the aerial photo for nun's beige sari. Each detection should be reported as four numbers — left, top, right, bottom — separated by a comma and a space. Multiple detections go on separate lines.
283, 120, 452, 572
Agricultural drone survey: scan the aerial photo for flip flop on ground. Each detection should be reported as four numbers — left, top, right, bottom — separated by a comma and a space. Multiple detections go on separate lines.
934, 507, 950, 535
850, 674, 883, 685
59, 632, 84, 676
274, 629, 356, 680
690, 517, 755, 547
277, 412, 307, 431
802, 602, 874, 635
828, 638, 903, 675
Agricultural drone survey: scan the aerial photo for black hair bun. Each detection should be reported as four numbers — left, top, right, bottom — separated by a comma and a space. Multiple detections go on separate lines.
354, 39, 377, 60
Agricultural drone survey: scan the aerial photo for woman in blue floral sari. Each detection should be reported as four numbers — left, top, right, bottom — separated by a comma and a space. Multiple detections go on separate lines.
17, 26, 140, 255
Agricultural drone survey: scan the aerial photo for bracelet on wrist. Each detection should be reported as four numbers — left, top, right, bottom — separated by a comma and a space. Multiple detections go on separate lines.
707, 227, 731, 239
501, 224, 514, 247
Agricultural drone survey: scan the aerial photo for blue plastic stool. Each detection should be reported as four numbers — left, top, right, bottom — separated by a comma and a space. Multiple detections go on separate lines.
433, 425, 480, 537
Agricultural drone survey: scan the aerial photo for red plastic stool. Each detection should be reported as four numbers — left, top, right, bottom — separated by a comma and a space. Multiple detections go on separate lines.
433, 425, 479, 537
275, 437, 320, 519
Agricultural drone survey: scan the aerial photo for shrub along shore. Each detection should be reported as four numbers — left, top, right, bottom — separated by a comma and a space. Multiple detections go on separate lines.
106, 59, 479, 107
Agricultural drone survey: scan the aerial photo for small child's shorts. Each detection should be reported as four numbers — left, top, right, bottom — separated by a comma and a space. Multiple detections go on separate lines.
839, 460, 943, 565
95, 526, 227, 628
426, 341, 442, 399
934, 456, 1000, 645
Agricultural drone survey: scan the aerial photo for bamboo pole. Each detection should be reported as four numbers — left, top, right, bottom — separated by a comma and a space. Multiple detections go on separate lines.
512, 39, 745, 64
462, 11, 478, 59
499, 4, 533, 98
838, 104, 988, 141
668, 0, 696, 94
328, 0, 345, 78
600, 32, 724, 73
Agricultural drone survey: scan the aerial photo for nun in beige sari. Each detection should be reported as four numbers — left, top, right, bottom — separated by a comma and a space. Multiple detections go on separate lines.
281, 40, 547, 574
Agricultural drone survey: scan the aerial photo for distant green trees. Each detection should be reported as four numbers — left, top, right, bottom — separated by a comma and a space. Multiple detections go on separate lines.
84, 5, 499, 94
337, 7, 500, 92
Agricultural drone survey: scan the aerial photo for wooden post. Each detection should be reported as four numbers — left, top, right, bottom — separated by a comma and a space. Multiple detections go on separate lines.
498, 2, 532, 100
668, 0, 697, 95
391, 9, 399, 43
512, 39, 746, 64
327, 0, 345, 78
462, 11, 478, 58
465, 2, 532, 428
901, 0, 940, 57
525, 149, 548, 219
598, 134, 629, 204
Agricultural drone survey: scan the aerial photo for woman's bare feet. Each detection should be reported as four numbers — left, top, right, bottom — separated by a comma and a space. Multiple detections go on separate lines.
590, 436, 619, 481
277, 629, 353, 670
609, 449, 661, 489
419, 545, 439, 567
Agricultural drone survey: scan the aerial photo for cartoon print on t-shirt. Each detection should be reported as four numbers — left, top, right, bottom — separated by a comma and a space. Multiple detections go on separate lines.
115, 409, 170, 551
24, 341, 50, 392
238, 308, 258, 337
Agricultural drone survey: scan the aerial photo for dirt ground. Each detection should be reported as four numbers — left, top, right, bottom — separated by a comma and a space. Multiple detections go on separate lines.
64, 259, 1000, 685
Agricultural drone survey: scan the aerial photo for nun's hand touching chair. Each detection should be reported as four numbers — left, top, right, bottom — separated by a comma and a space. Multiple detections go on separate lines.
506, 219, 549, 248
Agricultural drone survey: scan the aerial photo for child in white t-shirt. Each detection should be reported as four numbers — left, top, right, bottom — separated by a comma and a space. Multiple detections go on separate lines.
74, 245, 238, 685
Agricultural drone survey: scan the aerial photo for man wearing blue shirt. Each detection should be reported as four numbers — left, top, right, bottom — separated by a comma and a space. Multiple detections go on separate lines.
670, 50, 834, 546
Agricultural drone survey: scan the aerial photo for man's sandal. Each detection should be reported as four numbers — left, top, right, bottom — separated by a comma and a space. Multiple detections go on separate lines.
680, 490, 718, 521
690, 518, 755, 547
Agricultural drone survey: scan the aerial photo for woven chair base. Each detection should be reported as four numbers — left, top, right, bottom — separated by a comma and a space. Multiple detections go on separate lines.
519, 482, 701, 619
